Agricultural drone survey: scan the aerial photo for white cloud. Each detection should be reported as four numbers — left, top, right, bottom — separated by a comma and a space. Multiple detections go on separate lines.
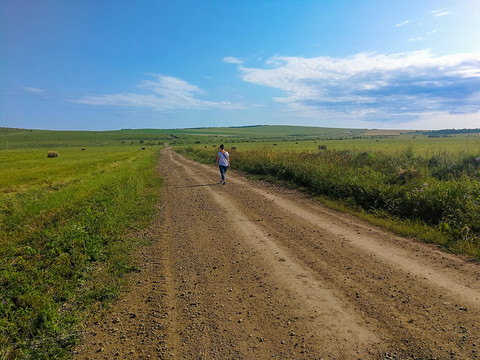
396, 20, 410, 27
408, 37, 424, 42
392, 111, 480, 130
431, 9, 453, 17
236, 51, 480, 125
74, 74, 246, 111
223, 56, 243, 64
22, 87, 44, 92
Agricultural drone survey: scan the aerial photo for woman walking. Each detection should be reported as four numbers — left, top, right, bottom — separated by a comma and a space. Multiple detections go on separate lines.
216, 144, 230, 185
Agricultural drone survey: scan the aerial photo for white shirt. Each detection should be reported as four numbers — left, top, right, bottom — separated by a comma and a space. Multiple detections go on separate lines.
218, 151, 229, 166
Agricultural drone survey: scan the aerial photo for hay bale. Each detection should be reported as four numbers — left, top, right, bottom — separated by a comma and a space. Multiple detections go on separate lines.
47, 151, 59, 158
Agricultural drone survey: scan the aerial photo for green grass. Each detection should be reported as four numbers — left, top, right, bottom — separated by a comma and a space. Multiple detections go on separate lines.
3, 126, 480, 151
0, 147, 146, 193
1, 125, 371, 149
0, 145, 163, 359
173, 124, 367, 138
198, 133, 480, 155
0, 128, 177, 148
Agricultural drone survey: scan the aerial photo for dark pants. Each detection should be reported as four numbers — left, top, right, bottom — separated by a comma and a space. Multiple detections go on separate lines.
219, 165, 228, 181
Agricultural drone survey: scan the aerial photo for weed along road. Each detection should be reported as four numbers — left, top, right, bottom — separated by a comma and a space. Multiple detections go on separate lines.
75, 148, 480, 359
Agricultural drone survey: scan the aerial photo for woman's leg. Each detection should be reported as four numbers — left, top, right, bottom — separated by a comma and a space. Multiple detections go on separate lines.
219, 165, 226, 181
223, 166, 228, 183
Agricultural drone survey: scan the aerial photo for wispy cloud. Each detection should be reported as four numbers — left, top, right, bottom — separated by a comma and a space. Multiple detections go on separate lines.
74, 75, 246, 111
22, 87, 44, 92
431, 9, 453, 17
236, 51, 480, 122
395, 20, 410, 27
408, 37, 424, 42
223, 56, 243, 64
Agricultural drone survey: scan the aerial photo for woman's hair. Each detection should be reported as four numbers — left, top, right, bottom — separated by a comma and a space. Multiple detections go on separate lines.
220, 144, 224, 149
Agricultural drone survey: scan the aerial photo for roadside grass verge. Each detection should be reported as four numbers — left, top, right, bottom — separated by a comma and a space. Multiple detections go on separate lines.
177, 145, 480, 261
0, 146, 163, 359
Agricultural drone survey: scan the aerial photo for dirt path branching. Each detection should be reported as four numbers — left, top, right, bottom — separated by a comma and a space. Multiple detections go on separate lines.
75, 148, 480, 359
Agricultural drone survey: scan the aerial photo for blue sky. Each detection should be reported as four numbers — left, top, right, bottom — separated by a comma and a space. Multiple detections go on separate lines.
1, 0, 480, 131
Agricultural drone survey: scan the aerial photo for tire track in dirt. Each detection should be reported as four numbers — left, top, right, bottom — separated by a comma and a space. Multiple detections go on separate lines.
190, 157, 479, 306
169, 149, 480, 359
75, 148, 480, 360
166, 150, 381, 358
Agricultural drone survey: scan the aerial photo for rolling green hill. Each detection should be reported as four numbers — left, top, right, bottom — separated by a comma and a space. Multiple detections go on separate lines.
0, 126, 369, 148
176, 125, 366, 138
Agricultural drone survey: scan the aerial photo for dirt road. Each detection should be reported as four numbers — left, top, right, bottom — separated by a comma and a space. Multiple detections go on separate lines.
75, 148, 480, 359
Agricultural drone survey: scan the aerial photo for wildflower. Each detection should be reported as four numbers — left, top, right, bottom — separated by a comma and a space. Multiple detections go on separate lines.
422, 183, 428, 187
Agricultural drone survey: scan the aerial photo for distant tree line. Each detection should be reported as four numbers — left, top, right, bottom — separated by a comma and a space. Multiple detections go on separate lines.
418, 128, 480, 137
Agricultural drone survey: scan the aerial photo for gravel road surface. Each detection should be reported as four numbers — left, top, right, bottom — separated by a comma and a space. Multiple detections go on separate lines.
75, 148, 480, 359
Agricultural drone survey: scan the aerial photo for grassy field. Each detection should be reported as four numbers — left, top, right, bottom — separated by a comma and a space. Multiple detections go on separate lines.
0, 145, 162, 359
253, 135, 480, 155
1, 147, 147, 193
1, 125, 369, 149
172, 124, 367, 138
191, 131, 480, 155
0, 127, 178, 148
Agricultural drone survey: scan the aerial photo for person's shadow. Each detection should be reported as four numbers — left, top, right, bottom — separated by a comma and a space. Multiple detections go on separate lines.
177, 183, 223, 188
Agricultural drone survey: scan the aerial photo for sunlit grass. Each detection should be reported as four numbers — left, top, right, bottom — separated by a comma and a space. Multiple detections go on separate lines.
0, 147, 145, 193
211, 134, 480, 155
0, 146, 163, 359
